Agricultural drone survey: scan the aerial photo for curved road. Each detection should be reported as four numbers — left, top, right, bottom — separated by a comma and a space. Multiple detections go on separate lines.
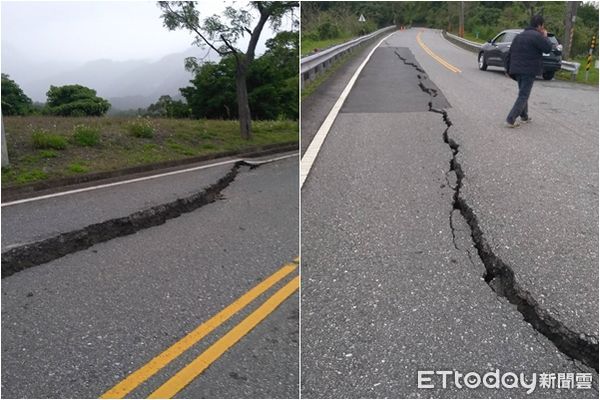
302, 28, 598, 398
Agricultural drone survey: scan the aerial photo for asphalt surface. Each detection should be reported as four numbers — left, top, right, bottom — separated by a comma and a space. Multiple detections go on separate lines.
301, 38, 384, 157
1, 162, 232, 249
301, 28, 598, 398
1, 156, 299, 398
409, 29, 598, 339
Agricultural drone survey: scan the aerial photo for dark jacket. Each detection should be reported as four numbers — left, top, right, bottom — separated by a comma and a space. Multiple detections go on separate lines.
508, 27, 553, 75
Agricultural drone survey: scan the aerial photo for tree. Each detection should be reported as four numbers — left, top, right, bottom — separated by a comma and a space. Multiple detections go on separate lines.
146, 95, 191, 118
180, 30, 298, 121
247, 31, 298, 120
571, 2, 598, 57
180, 57, 238, 119
45, 84, 110, 116
159, 1, 298, 139
1, 74, 32, 116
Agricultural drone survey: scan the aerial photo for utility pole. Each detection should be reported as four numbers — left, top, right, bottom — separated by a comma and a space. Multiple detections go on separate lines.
563, 1, 579, 60
1, 118, 8, 167
459, 1, 465, 38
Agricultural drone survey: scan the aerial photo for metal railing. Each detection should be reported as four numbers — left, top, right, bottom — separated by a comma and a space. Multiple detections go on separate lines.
442, 31, 482, 53
561, 60, 581, 78
300, 26, 396, 88
442, 30, 581, 78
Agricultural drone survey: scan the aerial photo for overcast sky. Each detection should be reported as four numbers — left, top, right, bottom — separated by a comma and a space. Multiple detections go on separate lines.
1, 0, 285, 63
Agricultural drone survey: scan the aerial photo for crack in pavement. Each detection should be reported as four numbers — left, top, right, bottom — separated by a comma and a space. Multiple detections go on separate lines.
1, 161, 265, 279
395, 50, 599, 372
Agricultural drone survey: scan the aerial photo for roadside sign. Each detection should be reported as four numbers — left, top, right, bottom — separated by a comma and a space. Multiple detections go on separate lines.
358, 14, 366, 22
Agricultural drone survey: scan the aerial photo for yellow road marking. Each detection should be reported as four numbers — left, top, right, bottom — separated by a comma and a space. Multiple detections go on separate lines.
416, 31, 462, 73
148, 275, 300, 399
101, 260, 298, 399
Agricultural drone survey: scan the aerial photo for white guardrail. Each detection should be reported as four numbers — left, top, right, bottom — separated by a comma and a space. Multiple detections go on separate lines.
442, 31, 581, 78
300, 26, 396, 88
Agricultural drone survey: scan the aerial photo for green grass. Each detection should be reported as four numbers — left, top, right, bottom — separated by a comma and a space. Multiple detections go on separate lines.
67, 162, 89, 174
127, 119, 154, 138
166, 140, 196, 156
72, 124, 101, 146
301, 36, 353, 56
39, 150, 59, 158
462, 31, 486, 44
2, 167, 49, 184
31, 130, 67, 150
2, 116, 298, 187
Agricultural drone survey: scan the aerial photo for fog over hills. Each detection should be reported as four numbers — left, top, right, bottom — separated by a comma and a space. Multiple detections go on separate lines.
1, 42, 220, 111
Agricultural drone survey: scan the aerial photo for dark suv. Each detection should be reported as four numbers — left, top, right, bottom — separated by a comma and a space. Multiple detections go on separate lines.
478, 29, 562, 80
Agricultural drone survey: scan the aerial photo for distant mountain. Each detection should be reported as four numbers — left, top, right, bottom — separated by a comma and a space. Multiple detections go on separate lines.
1, 44, 220, 110
1, 42, 72, 88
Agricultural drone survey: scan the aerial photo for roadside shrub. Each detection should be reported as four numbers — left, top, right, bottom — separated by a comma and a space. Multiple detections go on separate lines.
67, 162, 89, 174
15, 169, 48, 184
31, 130, 67, 150
45, 85, 111, 117
72, 124, 101, 146
127, 118, 154, 138
317, 21, 340, 39
301, 31, 320, 42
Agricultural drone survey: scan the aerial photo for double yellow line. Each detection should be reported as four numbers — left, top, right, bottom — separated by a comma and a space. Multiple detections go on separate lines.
416, 31, 462, 74
101, 259, 299, 399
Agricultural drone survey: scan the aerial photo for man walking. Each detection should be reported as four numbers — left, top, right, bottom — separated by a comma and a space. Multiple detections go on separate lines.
505, 14, 553, 128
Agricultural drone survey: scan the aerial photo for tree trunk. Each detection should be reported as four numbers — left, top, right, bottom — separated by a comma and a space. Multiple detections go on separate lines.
235, 62, 252, 140
563, 1, 579, 59
459, 1, 464, 38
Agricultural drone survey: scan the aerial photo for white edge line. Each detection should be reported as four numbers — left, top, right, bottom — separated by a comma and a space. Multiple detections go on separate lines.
1, 153, 298, 207
242, 153, 298, 165
300, 31, 397, 189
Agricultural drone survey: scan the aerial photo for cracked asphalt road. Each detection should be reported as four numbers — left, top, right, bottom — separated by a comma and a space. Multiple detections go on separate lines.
1, 160, 234, 250
301, 28, 598, 398
1, 157, 299, 398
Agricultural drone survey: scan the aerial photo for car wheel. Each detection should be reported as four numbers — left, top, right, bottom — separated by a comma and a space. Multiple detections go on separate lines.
542, 71, 555, 80
478, 53, 488, 71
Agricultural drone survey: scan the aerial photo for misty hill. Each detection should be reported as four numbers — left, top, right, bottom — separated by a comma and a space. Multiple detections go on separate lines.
1, 42, 72, 89
1, 44, 219, 110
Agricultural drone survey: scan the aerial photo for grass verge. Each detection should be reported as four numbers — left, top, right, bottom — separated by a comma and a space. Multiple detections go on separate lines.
2, 116, 298, 187
301, 36, 354, 57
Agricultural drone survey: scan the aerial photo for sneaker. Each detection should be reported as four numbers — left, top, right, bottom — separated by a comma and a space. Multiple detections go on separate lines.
505, 120, 520, 128
520, 117, 532, 124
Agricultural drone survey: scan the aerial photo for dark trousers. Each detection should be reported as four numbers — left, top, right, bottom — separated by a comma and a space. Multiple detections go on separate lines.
506, 74, 535, 124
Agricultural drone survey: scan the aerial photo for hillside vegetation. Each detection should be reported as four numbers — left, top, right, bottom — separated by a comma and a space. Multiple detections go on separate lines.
302, 1, 599, 59
1, 116, 297, 187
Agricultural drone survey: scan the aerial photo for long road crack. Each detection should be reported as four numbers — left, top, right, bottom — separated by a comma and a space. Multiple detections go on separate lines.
396, 50, 599, 372
1, 161, 261, 279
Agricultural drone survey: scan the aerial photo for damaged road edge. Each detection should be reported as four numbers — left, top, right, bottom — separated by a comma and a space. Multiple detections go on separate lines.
396, 49, 599, 372
1, 161, 258, 279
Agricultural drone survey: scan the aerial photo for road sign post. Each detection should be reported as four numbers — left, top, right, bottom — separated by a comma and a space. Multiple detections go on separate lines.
585, 35, 596, 82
